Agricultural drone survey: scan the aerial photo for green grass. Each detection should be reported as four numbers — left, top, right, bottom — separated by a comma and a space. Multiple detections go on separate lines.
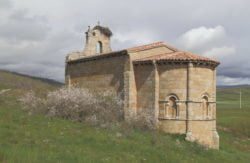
217, 86, 250, 145
217, 85, 250, 109
0, 71, 250, 162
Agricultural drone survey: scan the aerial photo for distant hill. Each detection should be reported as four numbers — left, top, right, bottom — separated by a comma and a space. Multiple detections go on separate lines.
0, 70, 63, 95
0, 70, 63, 86
217, 84, 250, 89
217, 84, 250, 109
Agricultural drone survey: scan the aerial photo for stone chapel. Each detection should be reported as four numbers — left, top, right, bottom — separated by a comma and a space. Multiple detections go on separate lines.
65, 24, 220, 149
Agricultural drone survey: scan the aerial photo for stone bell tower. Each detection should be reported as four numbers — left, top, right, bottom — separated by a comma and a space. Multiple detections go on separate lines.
83, 23, 112, 56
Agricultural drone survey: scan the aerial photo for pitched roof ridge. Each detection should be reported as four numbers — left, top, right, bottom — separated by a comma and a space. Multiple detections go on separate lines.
162, 42, 179, 52
127, 41, 167, 52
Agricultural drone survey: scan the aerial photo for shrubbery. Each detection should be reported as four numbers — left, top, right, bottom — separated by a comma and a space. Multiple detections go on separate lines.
20, 87, 156, 129
20, 87, 124, 126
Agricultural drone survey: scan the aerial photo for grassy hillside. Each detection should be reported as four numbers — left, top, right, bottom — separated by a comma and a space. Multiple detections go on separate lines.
0, 70, 62, 89
0, 71, 249, 162
217, 85, 250, 109
0, 70, 62, 97
217, 85, 250, 139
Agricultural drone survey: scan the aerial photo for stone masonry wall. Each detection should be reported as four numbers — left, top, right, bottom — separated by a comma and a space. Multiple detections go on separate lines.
189, 66, 216, 117
84, 29, 112, 56
134, 64, 155, 114
66, 55, 127, 95
66, 53, 218, 148
157, 64, 188, 134
188, 65, 219, 149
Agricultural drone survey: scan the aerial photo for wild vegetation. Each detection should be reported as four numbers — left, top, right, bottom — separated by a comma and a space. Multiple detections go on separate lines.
20, 87, 124, 126
217, 86, 250, 140
0, 70, 249, 162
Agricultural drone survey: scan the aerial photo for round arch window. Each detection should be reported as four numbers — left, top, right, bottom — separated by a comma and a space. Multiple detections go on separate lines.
202, 96, 209, 117
169, 96, 177, 108
168, 96, 178, 118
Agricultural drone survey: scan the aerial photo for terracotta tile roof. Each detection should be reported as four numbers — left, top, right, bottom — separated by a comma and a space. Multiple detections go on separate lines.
127, 41, 178, 52
134, 51, 220, 65
67, 41, 219, 66
67, 41, 178, 63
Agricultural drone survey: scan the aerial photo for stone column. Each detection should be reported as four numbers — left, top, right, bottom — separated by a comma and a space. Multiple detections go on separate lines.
185, 62, 195, 142
213, 69, 217, 119
165, 104, 169, 118
176, 103, 180, 118
152, 61, 160, 127
212, 69, 219, 149
123, 58, 137, 121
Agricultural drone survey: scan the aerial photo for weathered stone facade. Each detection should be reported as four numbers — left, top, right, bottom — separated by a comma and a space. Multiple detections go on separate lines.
65, 25, 220, 149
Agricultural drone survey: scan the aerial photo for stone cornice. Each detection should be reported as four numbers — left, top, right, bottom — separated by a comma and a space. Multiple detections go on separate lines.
133, 60, 218, 69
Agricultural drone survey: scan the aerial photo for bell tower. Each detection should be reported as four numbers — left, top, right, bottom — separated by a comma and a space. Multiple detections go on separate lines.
83, 23, 112, 56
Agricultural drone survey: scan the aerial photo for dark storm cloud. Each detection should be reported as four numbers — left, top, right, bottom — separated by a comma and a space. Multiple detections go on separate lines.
0, 28, 81, 81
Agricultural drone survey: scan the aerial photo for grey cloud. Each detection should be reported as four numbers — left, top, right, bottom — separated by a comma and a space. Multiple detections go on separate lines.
178, 26, 227, 53
218, 62, 250, 79
0, 9, 50, 41
0, 0, 12, 8
217, 75, 250, 86
0, 62, 64, 81
0, 0, 250, 85
0, 23, 81, 82
175, 24, 250, 83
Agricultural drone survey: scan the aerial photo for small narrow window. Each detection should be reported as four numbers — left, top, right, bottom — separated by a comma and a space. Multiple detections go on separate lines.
96, 41, 103, 54
169, 96, 177, 118
202, 96, 209, 118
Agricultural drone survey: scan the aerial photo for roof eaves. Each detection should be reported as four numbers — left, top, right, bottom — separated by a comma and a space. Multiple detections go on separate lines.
134, 57, 220, 67
67, 50, 128, 64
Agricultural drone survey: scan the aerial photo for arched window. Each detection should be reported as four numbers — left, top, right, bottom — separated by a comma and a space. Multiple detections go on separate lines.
96, 41, 103, 54
169, 96, 177, 118
202, 96, 209, 118
164, 95, 179, 119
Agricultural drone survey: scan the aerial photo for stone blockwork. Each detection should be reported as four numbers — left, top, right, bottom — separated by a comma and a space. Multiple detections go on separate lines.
83, 27, 112, 56
66, 54, 127, 94
134, 64, 155, 112
186, 64, 218, 149
66, 25, 220, 149
134, 62, 219, 149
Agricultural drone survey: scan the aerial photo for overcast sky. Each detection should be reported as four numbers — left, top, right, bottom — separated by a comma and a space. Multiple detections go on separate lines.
0, 0, 249, 85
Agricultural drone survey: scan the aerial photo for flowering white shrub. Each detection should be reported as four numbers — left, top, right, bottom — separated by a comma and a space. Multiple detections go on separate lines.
20, 87, 124, 125
19, 91, 47, 115
20, 87, 157, 130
